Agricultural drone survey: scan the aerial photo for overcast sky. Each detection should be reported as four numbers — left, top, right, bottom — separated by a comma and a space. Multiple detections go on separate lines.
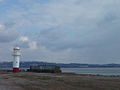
0, 0, 120, 64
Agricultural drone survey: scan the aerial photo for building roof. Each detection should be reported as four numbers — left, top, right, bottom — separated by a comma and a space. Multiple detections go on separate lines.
14, 47, 20, 50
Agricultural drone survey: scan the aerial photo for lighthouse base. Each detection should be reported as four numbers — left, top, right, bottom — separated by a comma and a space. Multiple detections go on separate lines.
13, 68, 19, 72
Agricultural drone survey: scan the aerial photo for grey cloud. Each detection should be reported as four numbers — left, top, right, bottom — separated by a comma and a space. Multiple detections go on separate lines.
32, 0, 120, 63
1, 0, 120, 63
19, 41, 29, 48
0, 23, 18, 43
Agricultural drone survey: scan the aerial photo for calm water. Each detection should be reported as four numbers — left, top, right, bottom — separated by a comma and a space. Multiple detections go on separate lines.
61, 68, 120, 75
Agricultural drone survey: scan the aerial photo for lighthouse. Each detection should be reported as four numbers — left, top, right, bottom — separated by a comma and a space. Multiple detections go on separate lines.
13, 47, 21, 72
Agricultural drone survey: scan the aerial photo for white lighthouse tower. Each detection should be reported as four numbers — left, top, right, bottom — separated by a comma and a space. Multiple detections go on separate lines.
13, 47, 21, 72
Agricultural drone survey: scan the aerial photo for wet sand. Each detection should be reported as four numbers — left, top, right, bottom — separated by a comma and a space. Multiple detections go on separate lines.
0, 72, 120, 90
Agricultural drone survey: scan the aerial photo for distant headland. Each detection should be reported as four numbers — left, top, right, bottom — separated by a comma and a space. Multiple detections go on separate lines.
0, 61, 120, 68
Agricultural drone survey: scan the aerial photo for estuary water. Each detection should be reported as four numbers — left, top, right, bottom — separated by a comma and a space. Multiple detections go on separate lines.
61, 68, 120, 75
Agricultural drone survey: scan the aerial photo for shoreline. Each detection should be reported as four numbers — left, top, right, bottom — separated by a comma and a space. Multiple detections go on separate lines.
1, 69, 120, 77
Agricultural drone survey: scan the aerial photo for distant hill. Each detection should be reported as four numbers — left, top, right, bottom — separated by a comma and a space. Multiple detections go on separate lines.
0, 61, 120, 68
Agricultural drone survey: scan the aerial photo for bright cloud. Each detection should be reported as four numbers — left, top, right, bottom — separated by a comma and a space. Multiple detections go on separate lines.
19, 36, 38, 50
28, 41, 38, 50
19, 36, 29, 42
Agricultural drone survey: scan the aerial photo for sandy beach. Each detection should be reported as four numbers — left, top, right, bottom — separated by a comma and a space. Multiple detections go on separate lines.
0, 72, 120, 90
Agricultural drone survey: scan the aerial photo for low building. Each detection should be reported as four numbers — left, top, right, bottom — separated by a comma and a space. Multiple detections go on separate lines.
28, 65, 61, 73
